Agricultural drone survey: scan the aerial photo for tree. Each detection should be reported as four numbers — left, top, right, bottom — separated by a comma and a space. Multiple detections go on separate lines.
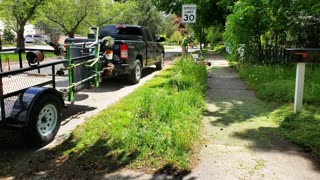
222, 0, 320, 64
223, 0, 272, 62
152, 0, 231, 49
84, 1, 140, 28
43, 0, 101, 38
206, 25, 223, 48
159, 14, 179, 38
34, 20, 64, 43
0, 0, 47, 49
151, 0, 184, 15
86, 0, 165, 35
134, 0, 165, 34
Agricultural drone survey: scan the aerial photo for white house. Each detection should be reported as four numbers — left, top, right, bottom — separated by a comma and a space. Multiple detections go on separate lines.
24, 23, 36, 36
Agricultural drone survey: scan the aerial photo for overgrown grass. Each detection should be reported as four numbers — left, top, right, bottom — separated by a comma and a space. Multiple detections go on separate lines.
236, 63, 320, 152
55, 57, 207, 171
269, 105, 320, 151
236, 64, 320, 104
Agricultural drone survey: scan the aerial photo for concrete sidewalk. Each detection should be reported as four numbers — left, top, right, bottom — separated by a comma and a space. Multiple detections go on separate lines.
100, 54, 320, 180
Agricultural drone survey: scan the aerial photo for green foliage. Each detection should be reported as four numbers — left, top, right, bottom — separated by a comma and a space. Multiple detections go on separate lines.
43, 0, 100, 37
159, 14, 178, 38
223, 0, 320, 64
0, 0, 47, 48
223, 1, 271, 60
42, 0, 165, 37
3, 29, 15, 43
87, 0, 140, 27
152, 0, 232, 51
207, 26, 223, 47
57, 58, 207, 170
133, 0, 165, 34
169, 31, 183, 44
213, 44, 225, 53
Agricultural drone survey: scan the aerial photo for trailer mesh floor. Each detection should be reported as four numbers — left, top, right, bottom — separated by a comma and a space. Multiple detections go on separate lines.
0, 67, 69, 122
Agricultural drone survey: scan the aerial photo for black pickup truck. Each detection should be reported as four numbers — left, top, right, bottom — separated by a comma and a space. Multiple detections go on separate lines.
64, 24, 166, 84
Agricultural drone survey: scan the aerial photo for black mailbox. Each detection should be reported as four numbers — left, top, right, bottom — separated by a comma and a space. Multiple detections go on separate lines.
285, 48, 320, 63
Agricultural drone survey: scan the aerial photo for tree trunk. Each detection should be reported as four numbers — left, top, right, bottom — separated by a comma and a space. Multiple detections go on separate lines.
67, 32, 75, 38
16, 25, 25, 50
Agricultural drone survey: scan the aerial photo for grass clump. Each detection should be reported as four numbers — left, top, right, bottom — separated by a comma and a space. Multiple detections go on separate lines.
269, 105, 320, 152
56, 57, 207, 171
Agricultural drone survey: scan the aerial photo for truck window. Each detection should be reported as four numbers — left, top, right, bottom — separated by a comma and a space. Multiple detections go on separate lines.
144, 28, 154, 42
150, 30, 157, 42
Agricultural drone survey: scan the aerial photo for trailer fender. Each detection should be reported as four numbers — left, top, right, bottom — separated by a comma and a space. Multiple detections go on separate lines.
10, 87, 65, 126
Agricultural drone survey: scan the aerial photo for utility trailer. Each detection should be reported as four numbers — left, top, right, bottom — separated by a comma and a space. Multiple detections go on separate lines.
0, 28, 108, 147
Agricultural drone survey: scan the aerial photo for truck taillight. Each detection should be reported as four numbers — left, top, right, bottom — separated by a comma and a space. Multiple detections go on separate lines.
120, 44, 128, 59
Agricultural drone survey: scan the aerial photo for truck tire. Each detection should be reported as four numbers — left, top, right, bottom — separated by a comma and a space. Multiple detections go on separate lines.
129, 60, 142, 84
24, 94, 62, 147
156, 53, 164, 70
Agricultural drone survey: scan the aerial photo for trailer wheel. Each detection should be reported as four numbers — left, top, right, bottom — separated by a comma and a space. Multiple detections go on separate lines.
25, 94, 62, 147
156, 53, 164, 70
129, 60, 141, 84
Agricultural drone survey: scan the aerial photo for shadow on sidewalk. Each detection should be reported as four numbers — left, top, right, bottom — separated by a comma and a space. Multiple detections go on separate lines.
204, 54, 320, 174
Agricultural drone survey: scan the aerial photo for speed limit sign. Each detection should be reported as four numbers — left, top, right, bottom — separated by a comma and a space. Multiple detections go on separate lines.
182, 4, 197, 23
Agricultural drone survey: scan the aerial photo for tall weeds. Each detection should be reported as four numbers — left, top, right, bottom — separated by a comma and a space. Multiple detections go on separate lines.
65, 57, 207, 170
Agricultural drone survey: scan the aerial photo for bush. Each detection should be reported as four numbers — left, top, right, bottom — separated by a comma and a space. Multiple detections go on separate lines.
3, 29, 15, 43
170, 31, 183, 45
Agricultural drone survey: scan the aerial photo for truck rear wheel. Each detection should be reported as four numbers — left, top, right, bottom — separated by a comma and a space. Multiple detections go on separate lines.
25, 94, 62, 147
129, 60, 142, 84
156, 53, 164, 70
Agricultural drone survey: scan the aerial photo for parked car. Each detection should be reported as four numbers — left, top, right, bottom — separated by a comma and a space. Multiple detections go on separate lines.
41, 35, 51, 43
25, 34, 41, 43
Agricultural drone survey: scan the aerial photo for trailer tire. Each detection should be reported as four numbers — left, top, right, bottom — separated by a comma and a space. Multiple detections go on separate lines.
128, 60, 141, 84
25, 94, 62, 147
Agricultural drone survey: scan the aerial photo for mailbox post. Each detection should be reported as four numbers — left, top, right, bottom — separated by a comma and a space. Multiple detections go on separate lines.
294, 62, 305, 113
285, 48, 320, 113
